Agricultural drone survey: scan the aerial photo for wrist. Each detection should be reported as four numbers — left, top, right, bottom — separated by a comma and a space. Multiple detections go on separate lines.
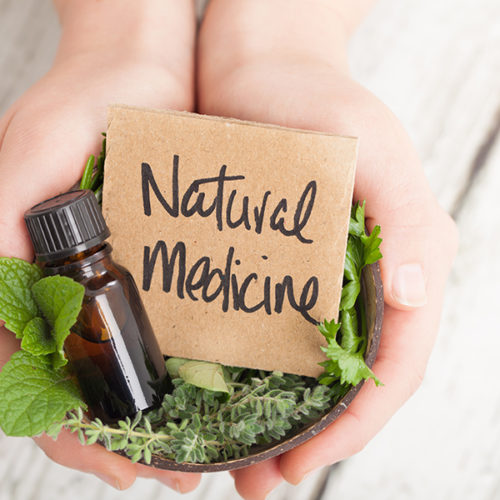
53, 0, 195, 76
201, 0, 351, 77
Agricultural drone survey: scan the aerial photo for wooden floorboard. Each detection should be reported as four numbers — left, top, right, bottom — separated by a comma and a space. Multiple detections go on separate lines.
1, 0, 499, 499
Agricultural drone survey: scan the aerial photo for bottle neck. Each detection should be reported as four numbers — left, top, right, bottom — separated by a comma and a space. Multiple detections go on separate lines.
39, 243, 112, 276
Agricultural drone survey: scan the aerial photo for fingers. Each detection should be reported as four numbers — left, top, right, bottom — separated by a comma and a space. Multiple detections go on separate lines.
34, 430, 138, 490
135, 463, 201, 493
232, 457, 283, 500
198, 3, 458, 492
279, 296, 446, 482
35, 430, 202, 492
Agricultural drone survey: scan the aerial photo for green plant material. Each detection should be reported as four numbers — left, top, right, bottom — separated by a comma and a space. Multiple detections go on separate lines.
0, 258, 42, 337
0, 351, 84, 436
179, 360, 229, 393
80, 133, 106, 203
31, 276, 85, 369
318, 201, 383, 387
318, 319, 381, 386
0, 260, 86, 437
21, 316, 55, 355
165, 357, 189, 378
64, 368, 333, 464
79, 155, 95, 190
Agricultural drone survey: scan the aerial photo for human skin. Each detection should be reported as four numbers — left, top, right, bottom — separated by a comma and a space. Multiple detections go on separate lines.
0, 0, 201, 493
0, 0, 458, 498
197, 1, 458, 498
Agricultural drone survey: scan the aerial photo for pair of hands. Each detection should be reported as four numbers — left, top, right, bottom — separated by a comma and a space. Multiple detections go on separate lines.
0, 0, 458, 498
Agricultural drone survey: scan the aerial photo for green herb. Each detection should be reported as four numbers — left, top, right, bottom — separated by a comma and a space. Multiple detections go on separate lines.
31, 276, 85, 369
60, 367, 333, 464
0, 260, 86, 436
166, 358, 230, 393
318, 202, 382, 387
0, 198, 382, 465
80, 133, 106, 203
0, 351, 83, 436
0, 258, 42, 337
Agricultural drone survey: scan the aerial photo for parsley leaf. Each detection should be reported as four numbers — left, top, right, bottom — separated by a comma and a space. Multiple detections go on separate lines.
318, 320, 381, 386
0, 258, 42, 337
318, 202, 383, 387
0, 350, 84, 436
31, 276, 85, 369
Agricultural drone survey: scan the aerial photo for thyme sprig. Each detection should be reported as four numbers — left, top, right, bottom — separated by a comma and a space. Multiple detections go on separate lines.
58, 368, 334, 464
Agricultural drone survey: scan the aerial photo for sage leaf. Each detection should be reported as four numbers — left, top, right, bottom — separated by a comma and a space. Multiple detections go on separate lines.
178, 361, 229, 393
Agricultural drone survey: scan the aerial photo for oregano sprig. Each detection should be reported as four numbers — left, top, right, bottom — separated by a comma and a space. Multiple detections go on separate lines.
63, 367, 334, 464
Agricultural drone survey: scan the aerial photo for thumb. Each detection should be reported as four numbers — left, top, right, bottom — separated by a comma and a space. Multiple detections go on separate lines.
0, 105, 101, 260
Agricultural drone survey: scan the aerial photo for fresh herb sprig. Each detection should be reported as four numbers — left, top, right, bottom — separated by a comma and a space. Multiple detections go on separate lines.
0, 180, 382, 464
79, 133, 106, 203
58, 367, 333, 465
0, 259, 86, 436
318, 202, 382, 387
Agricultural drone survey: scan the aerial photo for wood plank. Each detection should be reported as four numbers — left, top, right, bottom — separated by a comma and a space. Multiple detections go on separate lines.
1, 0, 499, 499
320, 130, 500, 500
349, 0, 500, 212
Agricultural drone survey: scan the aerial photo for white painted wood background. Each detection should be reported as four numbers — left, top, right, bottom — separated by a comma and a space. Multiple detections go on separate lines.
1, 1, 499, 499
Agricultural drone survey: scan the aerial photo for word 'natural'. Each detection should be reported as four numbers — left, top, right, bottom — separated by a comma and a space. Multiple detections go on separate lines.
142, 155, 316, 244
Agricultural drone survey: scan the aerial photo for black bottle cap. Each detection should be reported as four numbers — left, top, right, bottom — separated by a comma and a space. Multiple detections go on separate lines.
24, 190, 110, 261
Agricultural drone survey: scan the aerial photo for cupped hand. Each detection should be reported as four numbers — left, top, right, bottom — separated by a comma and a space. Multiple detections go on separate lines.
0, 2, 200, 492
197, 1, 458, 498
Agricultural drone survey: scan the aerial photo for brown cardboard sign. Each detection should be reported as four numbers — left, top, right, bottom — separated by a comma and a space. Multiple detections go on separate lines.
103, 105, 357, 377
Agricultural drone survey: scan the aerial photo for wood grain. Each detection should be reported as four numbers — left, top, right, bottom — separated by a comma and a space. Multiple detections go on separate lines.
1, 0, 499, 499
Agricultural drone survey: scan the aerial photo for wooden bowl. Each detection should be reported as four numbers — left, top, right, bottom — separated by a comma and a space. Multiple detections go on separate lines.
119, 262, 383, 472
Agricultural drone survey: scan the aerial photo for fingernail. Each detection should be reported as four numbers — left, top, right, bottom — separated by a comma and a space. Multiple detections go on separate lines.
94, 472, 124, 490
392, 263, 427, 307
288, 470, 312, 485
159, 477, 182, 493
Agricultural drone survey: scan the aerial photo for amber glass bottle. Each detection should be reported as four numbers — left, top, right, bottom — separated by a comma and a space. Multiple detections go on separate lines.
24, 190, 167, 423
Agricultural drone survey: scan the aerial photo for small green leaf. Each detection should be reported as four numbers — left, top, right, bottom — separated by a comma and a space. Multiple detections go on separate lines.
79, 155, 95, 190
340, 280, 360, 311
178, 361, 229, 393
361, 225, 383, 266
21, 317, 56, 356
0, 258, 42, 337
165, 357, 190, 378
0, 351, 84, 436
32, 276, 85, 369
321, 336, 381, 387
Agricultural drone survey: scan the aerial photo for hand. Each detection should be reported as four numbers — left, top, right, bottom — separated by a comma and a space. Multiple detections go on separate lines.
197, 1, 458, 498
0, 0, 200, 492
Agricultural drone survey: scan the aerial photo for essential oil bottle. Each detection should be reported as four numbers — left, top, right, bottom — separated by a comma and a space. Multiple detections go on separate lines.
24, 190, 168, 423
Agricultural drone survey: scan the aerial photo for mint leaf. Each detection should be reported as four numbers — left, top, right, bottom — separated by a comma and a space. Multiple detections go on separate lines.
21, 317, 56, 356
178, 360, 230, 393
32, 276, 85, 369
0, 350, 84, 436
0, 258, 42, 337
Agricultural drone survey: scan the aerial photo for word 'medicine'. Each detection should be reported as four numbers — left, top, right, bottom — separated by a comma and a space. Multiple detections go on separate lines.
141, 154, 320, 323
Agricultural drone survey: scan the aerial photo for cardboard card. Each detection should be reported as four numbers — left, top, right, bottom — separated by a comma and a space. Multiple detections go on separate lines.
103, 105, 357, 377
